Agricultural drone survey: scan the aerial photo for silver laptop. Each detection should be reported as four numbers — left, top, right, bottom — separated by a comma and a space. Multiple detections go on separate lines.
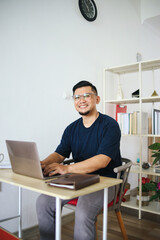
6, 140, 58, 180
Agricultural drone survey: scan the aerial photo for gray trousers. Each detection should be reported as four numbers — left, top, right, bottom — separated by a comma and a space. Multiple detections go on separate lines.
36, 187, 115, 240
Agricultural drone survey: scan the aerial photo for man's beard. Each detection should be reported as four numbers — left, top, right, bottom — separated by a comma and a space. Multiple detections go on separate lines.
78, 110, 90, 116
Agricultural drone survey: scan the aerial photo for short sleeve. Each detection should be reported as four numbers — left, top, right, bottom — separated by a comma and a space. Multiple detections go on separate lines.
97, 121, 121, 161
55, 126, 72, 158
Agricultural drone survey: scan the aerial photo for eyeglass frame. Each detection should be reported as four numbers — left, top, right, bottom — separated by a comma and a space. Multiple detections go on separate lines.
72, 92, 97, 101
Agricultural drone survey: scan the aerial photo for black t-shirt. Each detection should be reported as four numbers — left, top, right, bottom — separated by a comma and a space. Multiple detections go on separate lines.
55, 113, 121, 178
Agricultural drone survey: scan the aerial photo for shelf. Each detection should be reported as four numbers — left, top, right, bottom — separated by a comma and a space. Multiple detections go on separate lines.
141, 134, 160, 137
121, 134, 160, 137
105, 59, 160, 74
104, 59, 160, 219
130, 165, 140, 174
106, 63, 139, 74
122, 196, 160, 215
122, 196, 139, 210
121, 134, 140, 137
131, 165, 160, 176
104, 96, 160, 105
119, 134, 160, 137
141, 167, 160, 176
104, 98, 139, 104
141, 201, 160, 215
142, 96, 160, 103
141, 59, 160, 71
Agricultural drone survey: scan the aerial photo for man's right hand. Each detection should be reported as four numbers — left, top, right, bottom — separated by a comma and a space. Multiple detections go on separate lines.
40, 152, 65, 170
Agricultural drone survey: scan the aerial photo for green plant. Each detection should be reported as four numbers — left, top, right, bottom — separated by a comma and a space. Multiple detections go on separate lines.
148, 142, 160, 165
137, 177, 157, 193
150, 182, 160, 201
137, 177, 160, 201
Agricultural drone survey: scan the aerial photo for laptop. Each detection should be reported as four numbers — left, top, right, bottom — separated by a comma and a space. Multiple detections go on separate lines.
6, 140, 59, 180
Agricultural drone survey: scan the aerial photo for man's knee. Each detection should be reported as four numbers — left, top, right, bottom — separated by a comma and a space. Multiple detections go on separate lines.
36, 194, 46, 210
75, 206, 88, 224
74, 207, 96, 240
36, 194, 56, 217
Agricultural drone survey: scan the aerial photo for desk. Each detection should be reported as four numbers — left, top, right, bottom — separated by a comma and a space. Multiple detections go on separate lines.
0, 169, 122, 240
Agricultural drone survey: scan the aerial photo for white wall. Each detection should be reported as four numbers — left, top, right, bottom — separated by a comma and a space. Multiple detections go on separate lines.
141, 0, 160, 23
0, 0, 160, 233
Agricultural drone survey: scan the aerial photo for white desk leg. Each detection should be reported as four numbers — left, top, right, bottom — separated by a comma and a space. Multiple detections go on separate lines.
103, 187, 108, 240
56, 197, 61, 240
18, 187, 22, 238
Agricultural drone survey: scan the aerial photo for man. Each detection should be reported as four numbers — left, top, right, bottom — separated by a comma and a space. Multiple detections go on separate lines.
36, 81, 121, 240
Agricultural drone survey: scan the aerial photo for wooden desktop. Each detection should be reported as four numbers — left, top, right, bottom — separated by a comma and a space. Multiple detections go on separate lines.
0, 169, 122, 240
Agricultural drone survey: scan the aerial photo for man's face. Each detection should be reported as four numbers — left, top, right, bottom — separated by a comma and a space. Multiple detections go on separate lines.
73, 86, 100, 116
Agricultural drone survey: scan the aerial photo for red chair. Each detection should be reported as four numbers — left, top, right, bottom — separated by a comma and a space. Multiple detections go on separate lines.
0, 227, 21, 240
64, 158, 132, 240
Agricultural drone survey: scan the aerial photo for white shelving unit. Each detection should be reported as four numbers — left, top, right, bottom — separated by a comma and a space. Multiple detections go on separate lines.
103, 59, 160, 219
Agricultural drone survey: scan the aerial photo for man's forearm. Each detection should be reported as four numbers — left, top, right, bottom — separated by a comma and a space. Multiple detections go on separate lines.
42, 152, 65, 165
67, 154, 111, 174
42, 154, 111, 176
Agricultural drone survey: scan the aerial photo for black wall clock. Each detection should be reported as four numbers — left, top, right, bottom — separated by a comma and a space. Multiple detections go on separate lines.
79, 0, 97, 22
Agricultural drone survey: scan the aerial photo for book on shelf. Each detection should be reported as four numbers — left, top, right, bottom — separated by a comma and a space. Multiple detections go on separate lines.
45, 173, 100, 190
117, 113, 131, 135
117, 111, 148, 135
122, 113, 130, 135
133, 112, 148, 135
152, 108, 160, 135
116, 104, 127, 121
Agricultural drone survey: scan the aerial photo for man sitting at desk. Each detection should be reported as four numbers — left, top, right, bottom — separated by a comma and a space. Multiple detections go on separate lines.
36, 80, 121, 240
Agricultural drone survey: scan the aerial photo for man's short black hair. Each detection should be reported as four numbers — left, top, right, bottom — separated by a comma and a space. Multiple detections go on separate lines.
72, 81, 98, 95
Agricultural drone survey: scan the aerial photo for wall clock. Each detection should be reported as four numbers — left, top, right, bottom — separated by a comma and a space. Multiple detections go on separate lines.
79, 0, 97, 22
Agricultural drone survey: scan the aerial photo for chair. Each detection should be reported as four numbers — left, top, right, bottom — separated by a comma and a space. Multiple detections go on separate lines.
64, 157, 132, 240
0, 227, 22, 240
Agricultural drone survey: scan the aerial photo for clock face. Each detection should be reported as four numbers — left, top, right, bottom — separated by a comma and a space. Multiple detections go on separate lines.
79, 0, 97, 22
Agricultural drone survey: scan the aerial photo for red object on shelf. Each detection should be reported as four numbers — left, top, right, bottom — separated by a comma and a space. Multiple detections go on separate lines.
116, 104, 127, 121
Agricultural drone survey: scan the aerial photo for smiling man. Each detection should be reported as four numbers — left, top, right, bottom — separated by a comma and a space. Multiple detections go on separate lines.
36, 81, 121, 240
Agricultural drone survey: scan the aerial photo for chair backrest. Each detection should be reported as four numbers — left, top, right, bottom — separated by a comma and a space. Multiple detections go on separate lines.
64, 157, 132, 211
112, 158, 132, 211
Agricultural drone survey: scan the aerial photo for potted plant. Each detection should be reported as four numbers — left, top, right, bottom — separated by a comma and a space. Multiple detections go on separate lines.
149, 182, 160, 202
136, 177, 157, 206
148, 142, 160, 165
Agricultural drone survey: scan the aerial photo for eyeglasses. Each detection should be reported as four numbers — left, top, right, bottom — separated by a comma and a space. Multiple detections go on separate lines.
72, 93, 97, 102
